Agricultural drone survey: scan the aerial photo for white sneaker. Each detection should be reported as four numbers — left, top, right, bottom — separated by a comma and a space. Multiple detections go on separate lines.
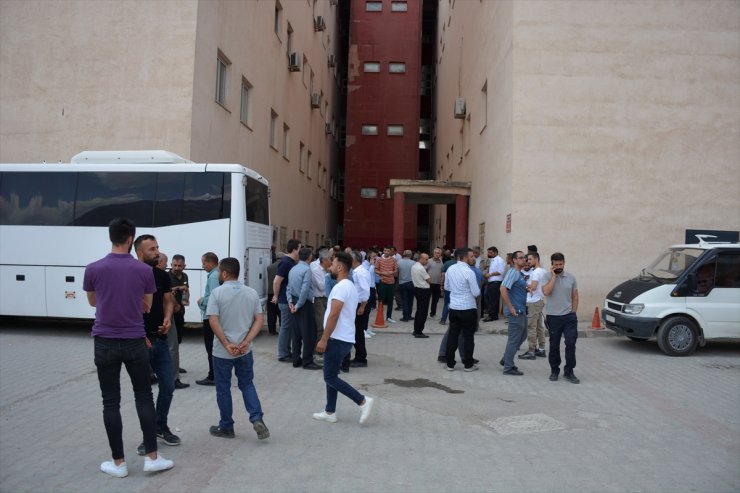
464, 365, 480, 372
100, 460, 128, 478
143, 454, 174, 473
359, 396, 375, 424
313, 411, 338, 423
386, 318, 397, 324
364, 330, 372, 339
366, 329, 377, 336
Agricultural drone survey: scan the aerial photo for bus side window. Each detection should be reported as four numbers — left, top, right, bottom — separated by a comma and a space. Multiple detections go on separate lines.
75, 172, 156, 227
0, 172, 76, 225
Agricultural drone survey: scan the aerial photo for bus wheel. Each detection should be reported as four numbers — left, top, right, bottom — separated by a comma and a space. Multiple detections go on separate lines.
656, 317, 699, 356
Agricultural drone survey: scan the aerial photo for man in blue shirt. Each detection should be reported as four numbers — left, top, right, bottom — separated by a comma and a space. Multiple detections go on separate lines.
196, 252, 220, 386
287, 247, 321, 370
500, 251, 528, 375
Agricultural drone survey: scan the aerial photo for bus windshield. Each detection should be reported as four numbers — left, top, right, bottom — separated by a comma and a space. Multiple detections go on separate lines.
641, 247, 704, 282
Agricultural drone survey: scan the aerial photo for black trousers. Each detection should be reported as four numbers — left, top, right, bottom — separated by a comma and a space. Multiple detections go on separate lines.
352, 303, 370, 362
413, 287, 431, 334
485, 281, 502, 319
173, 310, 186, 344
445, 308, 477, 369
547, 312, 578, 375
429, 283, 441, 316
266, 296, 281, 333
202, 318, 215, 380
291, 301, 316, 366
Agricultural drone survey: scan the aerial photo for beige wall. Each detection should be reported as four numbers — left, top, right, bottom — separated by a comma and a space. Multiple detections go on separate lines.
0, 0, 341, 249
434, 0, 740, 317
0, 0, 198, 162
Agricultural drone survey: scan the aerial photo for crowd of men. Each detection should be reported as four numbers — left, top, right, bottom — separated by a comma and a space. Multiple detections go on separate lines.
85, 217, 578, 479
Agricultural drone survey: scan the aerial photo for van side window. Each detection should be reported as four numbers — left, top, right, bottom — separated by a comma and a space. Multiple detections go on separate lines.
695, 261, 716, 295
716, 254, 740, 288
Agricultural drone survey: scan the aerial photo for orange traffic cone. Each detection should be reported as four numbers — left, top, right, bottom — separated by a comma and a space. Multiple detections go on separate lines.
591, 307, 602, 329
372, 301, 388, 329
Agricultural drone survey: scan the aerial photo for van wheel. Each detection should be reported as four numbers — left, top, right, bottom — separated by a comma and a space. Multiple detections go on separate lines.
656, 317, 699, 356
627, 336, 648, 342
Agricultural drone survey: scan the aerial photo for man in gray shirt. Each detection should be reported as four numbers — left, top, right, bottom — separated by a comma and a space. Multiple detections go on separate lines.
397, 250, 416, 322
287, 247, 321, 370
427, 248, 444, 318
541, 252, 580, 384
206, 257, 270, 440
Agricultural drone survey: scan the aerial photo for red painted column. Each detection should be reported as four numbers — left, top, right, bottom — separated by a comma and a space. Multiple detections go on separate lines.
393, 191, 405, 249
455, 194, 468, 248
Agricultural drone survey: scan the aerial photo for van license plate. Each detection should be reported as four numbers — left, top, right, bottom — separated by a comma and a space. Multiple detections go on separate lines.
605, 314, 615, 323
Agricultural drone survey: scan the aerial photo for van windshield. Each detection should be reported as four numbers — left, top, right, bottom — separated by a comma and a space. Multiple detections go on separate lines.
641, 248, 704, 281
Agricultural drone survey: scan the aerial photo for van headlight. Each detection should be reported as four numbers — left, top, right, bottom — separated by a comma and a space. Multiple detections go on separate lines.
623, 303, 644, 315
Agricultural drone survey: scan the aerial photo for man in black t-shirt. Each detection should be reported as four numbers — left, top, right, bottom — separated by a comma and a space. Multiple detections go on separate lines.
135, 235, 181, 452
169, 254, 190, 388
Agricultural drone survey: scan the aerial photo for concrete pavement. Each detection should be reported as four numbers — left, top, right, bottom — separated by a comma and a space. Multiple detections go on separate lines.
1, 315, 739, 493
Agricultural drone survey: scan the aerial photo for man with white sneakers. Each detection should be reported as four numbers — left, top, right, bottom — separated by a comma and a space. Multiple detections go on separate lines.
313, 252, 375, 425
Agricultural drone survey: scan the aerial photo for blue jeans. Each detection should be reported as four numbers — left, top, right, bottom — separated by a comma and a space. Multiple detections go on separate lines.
149, 338, 175, 431
547, 312, 578, 375
503, 313, 528, 370
277, 302, 294, 359
323, 339, 364, 413
440, 290, 451, 323
213, 353, 264, 430
399, 281, 414, 320
94, 337, 157, 459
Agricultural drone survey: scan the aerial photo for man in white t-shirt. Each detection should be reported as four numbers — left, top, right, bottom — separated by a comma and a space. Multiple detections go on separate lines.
519, 252, 547, 359
313, 252, 375, 425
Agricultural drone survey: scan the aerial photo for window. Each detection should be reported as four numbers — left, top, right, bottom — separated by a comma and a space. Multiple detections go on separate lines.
360, 187, 378, 198
215, 51, 231, 106
391, 1, 408, 12
389, 62, 406, 73
299, 142, 306, 172
182, 173, 229, 224
245, 176, 269, 225
307, 151, 313, 179
282, 124, 290, 159
75, 172, 156, 227
364, 62, 381, 73
362, 124, 378, 135
387, 124, 404, 136
270, 110, 278, 149
481, 80, 488, 132
365, 1, 382, 11
274, 0, 283, 37
715, 254, 740, 288
287, 23, 294, 56
240, 78, 252, 126
0, 172, 76, 225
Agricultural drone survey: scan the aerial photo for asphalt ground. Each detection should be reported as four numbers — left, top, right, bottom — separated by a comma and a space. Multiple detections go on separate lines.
1, 314, 739, 493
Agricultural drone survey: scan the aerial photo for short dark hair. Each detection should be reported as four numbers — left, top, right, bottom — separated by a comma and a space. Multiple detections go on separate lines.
172, 254, 185, 262
133, 234, 156, 252
487, 246, 498, 254
527, 244, 538, 253
202, 252, 218, 265
298, 247, 313, 262
551, 252, 565, 262
219, 257, 240, 278
335, 251, 353, 272
454, 247, 471, 260
286, 239, 301, 253
528, 252, 540, 261
108, 217, 136, 246
512, 250, 524, 260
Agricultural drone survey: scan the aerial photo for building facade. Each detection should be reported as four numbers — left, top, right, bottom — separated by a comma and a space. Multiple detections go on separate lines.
0, 0, 344, 250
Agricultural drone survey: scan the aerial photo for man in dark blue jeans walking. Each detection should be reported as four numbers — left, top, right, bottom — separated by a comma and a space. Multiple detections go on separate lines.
541, 252, 580, 384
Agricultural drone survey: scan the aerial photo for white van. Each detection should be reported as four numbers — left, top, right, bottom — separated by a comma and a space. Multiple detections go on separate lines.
602, 236, 740, 356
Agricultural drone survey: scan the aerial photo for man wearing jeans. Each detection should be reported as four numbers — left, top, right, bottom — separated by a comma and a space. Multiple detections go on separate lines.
84, 217, 173, 478
206, 257, 270, 440
500, 251, 528, 375
196, 252, 220, 385
444, 248, 481, 371
542, 252, 580, 384
312, 252, 375, 425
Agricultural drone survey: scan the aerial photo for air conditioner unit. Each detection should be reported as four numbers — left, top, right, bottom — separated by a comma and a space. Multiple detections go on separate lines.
314, 16, 326, 31
288, 52, 301, 72
454, 98, 466, 119
311, 93, 321, 108
327, 54, 336, 67
325, 123, 333, 134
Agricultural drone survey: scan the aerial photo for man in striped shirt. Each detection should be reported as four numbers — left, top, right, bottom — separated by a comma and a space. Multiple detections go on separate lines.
374, 246, 398, 323
443, 247, 481, 371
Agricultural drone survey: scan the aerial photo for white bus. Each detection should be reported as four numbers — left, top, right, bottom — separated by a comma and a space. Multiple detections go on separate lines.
0, 150, 272, 323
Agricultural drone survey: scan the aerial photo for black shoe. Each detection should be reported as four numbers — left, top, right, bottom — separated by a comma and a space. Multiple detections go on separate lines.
483, 318, 495, 322
292, 361, 303, 368
518, 351, 536, 360
268, 330, 278, 335
174, 379, 190, 389
340, 366, 350, 373
178, 368, 187, 374
534, 349, 547, 357
563, 373, 580, 384
209, 425, 235, 439
400, 318, 411, 322
196, 377, 215, 386
349, 360, 368, 368
549, 372, 559, 381
150, 374, 158, 385
499, 358, 504, 366
503, 368, 524, 376
157, 428, 181, 446
472, 358, 480, 364
253, 420, 270, 440
437, 356, 446, 362
136, 442, 146, 456
413, 333, 429, 338
303, 362, 323, 370
278, 357, 292, 363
